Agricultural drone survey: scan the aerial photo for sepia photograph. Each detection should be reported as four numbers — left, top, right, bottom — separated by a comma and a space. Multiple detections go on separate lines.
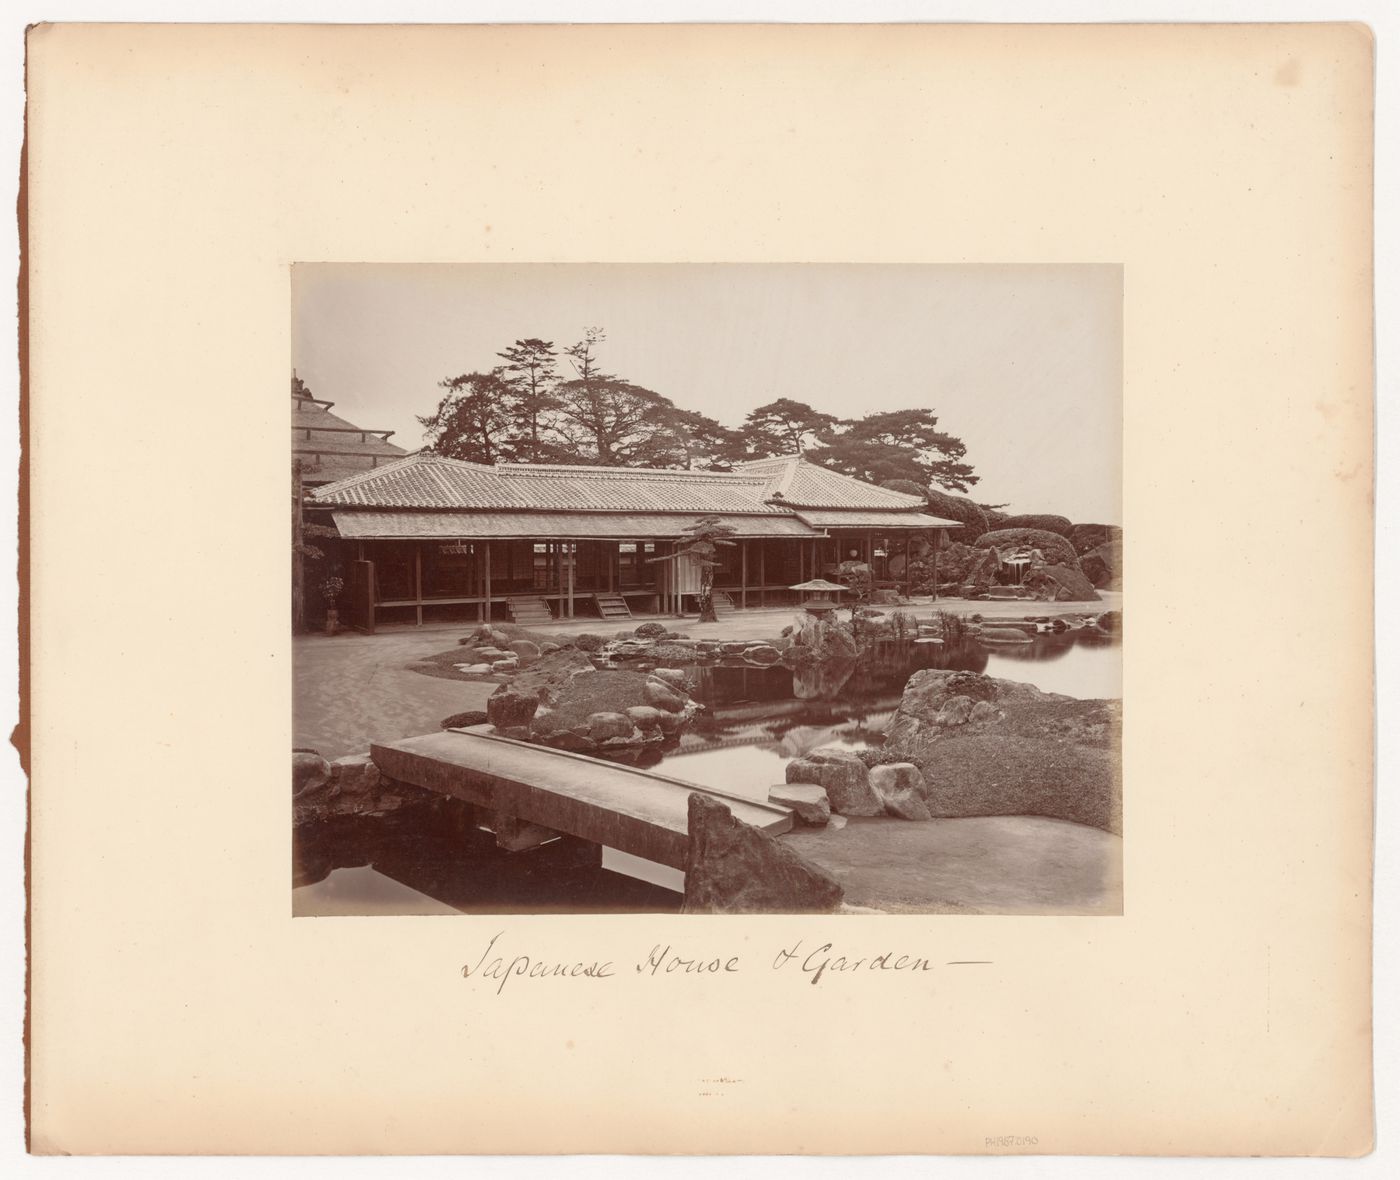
291, 263, 1123, 916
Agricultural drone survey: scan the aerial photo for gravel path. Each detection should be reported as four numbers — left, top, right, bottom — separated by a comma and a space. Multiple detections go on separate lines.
293, 630, 496, 759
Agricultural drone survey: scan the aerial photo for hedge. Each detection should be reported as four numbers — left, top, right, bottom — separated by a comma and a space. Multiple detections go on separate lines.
1069, 522, 1123, 555
924, 488, 989, 537
998, 513, 1074, 538
971, 528, 1079, 569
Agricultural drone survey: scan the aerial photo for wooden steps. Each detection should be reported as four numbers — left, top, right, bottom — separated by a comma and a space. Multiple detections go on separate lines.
507, 595, 555, 625
593, 593, 633, 621
711, 591, 737, 617
371, 728, 793, 869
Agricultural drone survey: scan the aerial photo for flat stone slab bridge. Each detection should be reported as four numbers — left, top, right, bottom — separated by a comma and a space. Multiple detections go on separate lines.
371, 727, 793, 869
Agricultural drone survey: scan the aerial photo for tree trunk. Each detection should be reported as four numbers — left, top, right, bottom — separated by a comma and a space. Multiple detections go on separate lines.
697, 565, 717, 624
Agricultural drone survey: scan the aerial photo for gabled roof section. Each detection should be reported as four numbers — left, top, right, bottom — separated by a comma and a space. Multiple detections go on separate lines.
311, 452, 788, 513
735, 454, 929, 510
293, 389, 407, 483
311, 450, 952, 525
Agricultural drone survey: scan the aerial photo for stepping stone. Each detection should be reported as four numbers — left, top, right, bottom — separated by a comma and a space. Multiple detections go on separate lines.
768, 783, 832, 826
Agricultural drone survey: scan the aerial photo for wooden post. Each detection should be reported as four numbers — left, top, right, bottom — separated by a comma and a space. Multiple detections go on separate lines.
555, 542, 563, 614
484, 540, 493, 624
740, 541, 748, 610
414, 542, 423, 627
606, 542, 615, 592
566, 543, 575, 618
758, 541, 766, 607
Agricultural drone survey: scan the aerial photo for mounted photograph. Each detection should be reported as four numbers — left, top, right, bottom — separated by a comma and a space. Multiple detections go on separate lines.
291, 263, 1122, 917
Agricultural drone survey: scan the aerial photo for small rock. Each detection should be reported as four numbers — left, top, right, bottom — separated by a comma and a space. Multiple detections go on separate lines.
881, 785, 932, 821
968, 700, 1000, 724
745, 645, 781, 665
869, 762, 928, 802
491, 658, 519, 673
721, 641, 748, 655
330, 754, 381, 796
292, 752, 330, 796
588, 711, 634, 741
768, 783, 831, 825
507, 639, 541, 665
489, 628, 511, 647
625, 705, 666, 730
643, 678, 688, 713
461, 663, 494, 675
654, 710, 684, 734
539, 642, 560, 654
936, 695, 976, 726
650, 668, 688, 689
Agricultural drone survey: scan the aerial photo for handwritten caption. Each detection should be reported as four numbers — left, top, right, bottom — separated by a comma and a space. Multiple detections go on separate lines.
460, 932, 990, 995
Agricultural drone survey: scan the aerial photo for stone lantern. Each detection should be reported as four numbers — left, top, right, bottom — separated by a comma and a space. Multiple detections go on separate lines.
790, 578, 848, 617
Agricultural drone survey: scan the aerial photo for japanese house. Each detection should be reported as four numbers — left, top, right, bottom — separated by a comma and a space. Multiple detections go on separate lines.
305, 451, 959, 629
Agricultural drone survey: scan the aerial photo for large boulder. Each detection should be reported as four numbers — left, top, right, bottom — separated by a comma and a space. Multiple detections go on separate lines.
1079, 540, 1123, 590
881, 669, 1121, 834
487, 686, 540, 729
682, 794, 844, 914
1022, 563, 1101, 603
784, 748, 883, 816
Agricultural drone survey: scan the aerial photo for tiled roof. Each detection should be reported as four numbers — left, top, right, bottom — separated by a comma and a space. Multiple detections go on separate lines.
312, 452, 950, 533
292, 394, 406, 475
313, 453, 788, 514
735, 454, 928, 510
331, 510, 821, 540
792, 508, 961, 529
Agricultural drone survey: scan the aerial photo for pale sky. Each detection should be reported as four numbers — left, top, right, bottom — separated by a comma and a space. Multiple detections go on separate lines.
292, 264, 1121, 523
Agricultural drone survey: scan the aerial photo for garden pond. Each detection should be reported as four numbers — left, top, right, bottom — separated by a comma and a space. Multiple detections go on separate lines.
293, 629, 1121, 915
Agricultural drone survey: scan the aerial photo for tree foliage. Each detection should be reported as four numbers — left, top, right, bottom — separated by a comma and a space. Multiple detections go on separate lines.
676, 516, 739, 623
741, 398, 840, 457
415, 329, 983, 490
808, 408, 978, 493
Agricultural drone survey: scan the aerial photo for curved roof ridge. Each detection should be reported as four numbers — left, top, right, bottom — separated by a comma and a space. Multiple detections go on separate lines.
495, 462, 763, 482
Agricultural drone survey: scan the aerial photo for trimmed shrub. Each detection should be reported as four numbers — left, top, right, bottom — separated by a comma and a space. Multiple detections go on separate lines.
999, 513, 1074, 538
981, 506, 1010, 530
932, 540, 981, 585
880, 478, 926, 498
972, 528, 1079, 569
924, 488, 989, 537
1069, 523, 1123, 555
573, 632, 606, 652
633, 621, 668, 639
